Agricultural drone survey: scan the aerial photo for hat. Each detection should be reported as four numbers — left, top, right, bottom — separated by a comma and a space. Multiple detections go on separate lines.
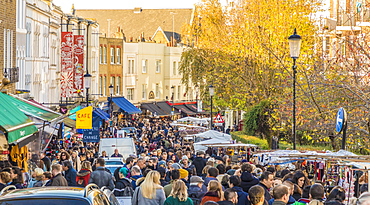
197, 151, 205, 155
178, 169, 188, 179
208, 157, 215, 162
215, 156, 223, 162
168, 149, 174, 153
190, 176, 204, 183
182, 155, 188, 160
119, 167, 129, 177
226, 169, 236, 175
241, 159, 248, 163
171, 163, 182, 170
158, 160, 166, 167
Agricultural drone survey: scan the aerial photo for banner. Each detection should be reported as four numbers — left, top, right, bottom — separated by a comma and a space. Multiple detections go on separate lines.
83, 117, 100, 142
60, 32, 74, 97
76, 106, 92, 129
73, 35, 84, 93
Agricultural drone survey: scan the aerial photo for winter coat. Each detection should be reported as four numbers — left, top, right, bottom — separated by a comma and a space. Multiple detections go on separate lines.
164, 196, 194, 205
257, 182, 272, 203
130, 174, 143, 190
50, 173, 68, 186
132, 186, 166, 205
232, 186, 250, 205
200, 191, 221, 205
88, 167, 114, 190
64, 167, 77, 186
204, 177, 218, 187
188, 184, 207, 199
113, 177, 132, 196
192, 157, 206, 176
76, 169, 91, 187
240, 171, 259, 193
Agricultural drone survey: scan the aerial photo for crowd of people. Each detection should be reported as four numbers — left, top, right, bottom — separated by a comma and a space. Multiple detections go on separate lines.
0, 118, 370, 205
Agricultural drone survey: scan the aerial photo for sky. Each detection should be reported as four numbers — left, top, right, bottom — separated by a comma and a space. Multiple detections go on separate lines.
53, 0, 201, 13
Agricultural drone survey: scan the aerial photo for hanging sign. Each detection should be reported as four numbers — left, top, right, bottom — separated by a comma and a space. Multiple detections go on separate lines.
76, 106, 93, 129
60, 32, 74, 97
83, 118, 100, 142
73, 35, 84, 93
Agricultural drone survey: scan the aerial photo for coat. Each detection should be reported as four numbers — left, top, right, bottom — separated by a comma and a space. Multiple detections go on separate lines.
164, 196, 194, 205
240, 171, 259, 193
76, 169, 91, 187
132, 186, 166, 205
232, 186, 250, 205
64, 167, 77, 186
50, 173, 68, 186
200, 191, 221, 205
192, 157, 206, 176
89, 167, 114, 190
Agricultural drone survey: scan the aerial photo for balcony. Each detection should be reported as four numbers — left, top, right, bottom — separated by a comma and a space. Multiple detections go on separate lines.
4, 67, 19, 83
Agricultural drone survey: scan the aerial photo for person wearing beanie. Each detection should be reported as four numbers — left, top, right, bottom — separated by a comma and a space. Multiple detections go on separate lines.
171, 163, 182, 170
188, 176, 207, 205
179, 169, 189, 180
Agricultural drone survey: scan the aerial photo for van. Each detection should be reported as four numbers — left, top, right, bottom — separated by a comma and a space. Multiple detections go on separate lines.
99, 137, 136, 159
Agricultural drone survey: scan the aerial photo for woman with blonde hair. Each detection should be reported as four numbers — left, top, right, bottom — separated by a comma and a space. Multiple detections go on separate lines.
164, 180, 193, 205
76, 161, 92, 187
200, 180, 224, 205
132, 170, 165, 205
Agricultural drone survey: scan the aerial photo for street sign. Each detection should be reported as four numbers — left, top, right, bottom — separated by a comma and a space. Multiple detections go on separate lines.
214, 113, 225, 123
335, 107, 346, 133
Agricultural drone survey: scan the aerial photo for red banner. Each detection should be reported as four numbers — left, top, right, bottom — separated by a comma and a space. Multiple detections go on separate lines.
73, 35, 84, 93
60, 32, 74, 97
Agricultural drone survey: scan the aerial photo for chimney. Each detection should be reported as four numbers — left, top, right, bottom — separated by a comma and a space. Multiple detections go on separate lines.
133, 7, 142, 13
117, 26, 120, 32
130, 37, 133, 42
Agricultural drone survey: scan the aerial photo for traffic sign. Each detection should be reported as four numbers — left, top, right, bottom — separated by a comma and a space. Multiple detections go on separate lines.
214, 113, 225, 123
335, 107, 346, 133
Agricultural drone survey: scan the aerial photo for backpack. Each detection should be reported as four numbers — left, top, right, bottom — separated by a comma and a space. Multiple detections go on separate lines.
188, 192, 201, 205
76, 176, 86, 187
113, 178, 134, 197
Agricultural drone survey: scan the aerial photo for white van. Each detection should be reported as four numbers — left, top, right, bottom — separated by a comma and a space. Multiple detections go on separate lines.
99, 138, 137, 159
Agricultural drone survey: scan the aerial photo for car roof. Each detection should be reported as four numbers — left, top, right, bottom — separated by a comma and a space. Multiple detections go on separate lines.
0, 187, 92, 201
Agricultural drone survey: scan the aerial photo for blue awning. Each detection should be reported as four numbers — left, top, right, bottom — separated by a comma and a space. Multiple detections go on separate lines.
112, 97, 142, 114
93, 108, 110, 120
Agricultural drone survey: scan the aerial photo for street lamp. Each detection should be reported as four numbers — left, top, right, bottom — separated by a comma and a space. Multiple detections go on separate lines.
171, 86, 175, 116
288, 28, 301, 150
84, 73, 92, 106
195, 84, 199, 114
209, 85, 214, 130
109, 84, 114, 117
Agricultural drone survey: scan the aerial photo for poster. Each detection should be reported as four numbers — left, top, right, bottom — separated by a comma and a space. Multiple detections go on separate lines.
73, 35, 84, 93
60, 32, 74, 97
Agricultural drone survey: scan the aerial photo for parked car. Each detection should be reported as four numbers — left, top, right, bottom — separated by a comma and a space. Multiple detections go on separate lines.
0, 184, 120, 205
104, 158, 124, 175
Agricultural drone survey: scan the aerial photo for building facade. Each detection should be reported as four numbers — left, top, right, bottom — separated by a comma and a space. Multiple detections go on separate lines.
1, 0, 17, 93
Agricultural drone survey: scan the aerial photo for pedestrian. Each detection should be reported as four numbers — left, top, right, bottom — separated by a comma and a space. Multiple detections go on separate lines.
48, 164, 68, 186
132, 170, 166, 205
204, 167, 219, 187
240, 163, 259, 193
272, 185, 290, 205
217, 188, 239, 205
201, 180, 224, 205
229, 175, 249, 205
62, 160, 77, 186
193, 151, 206, 176
248, 185, 265, 205
164, 180, 194, 205
188, 176, 207, 205
0, 172, 11, 191
111, 149, 123, 157
76, 161, 92, 187
88, 158, 114, 190
257, 171, 274, 202
164, 169, 180, 197
113, 167, 134, 197
308, 184, 325, 205
324, 187, 345, 205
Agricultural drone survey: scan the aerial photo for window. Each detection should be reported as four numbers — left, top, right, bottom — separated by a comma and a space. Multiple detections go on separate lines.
110, 77, 115, 95
116, 76, 120, 95
4, 29, 13, 68
127, 88, 134, 100
142, 84, 147, 99
128, 59, 135, 74
99, 76, 103, 96
26, 23, 31, 57
103, 46, 107, 64
177, 86, 181, 100
110, 47, 115, 64
156, 60, 161, 73
99, 46, 103, 64
173, 61, 177, 75
155, 84, 160, 99
103, 76, 107, 96
142, 59, 147, 73
116, 48, 121, 64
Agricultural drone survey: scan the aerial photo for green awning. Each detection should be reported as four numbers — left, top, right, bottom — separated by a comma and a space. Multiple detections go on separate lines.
0, 93, 38, 143
4, 94, 61, 122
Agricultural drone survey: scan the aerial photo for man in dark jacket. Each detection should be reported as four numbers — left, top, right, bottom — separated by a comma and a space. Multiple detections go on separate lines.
204, 167, 219, 187
257, 171, 274, 204
230, 175, 250, 205
89, 158, 115, 190
62, 160, 77, 186
193, 151, 206, 176
188, 176, 207, 205
241, 163, 259, 193
217, 188, 239, 205
48, 164, 68, 186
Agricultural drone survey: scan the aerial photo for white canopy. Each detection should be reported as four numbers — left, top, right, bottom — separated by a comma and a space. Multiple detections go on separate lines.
206, 143, 257, 147
176, 117, 209, 124
194, 130, 231, 141
194, 138, 232, 152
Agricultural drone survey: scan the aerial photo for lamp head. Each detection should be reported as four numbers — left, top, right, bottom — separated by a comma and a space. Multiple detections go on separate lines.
288, 28, 302, 59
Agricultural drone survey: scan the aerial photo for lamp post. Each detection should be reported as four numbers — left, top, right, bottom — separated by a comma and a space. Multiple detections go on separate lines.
209, 85, 214, 130
195, 84, 199, 114
171, 86, 175, 117
109, 84, 114, 117
84, 73, 92, 106
288, 28, 301, 150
